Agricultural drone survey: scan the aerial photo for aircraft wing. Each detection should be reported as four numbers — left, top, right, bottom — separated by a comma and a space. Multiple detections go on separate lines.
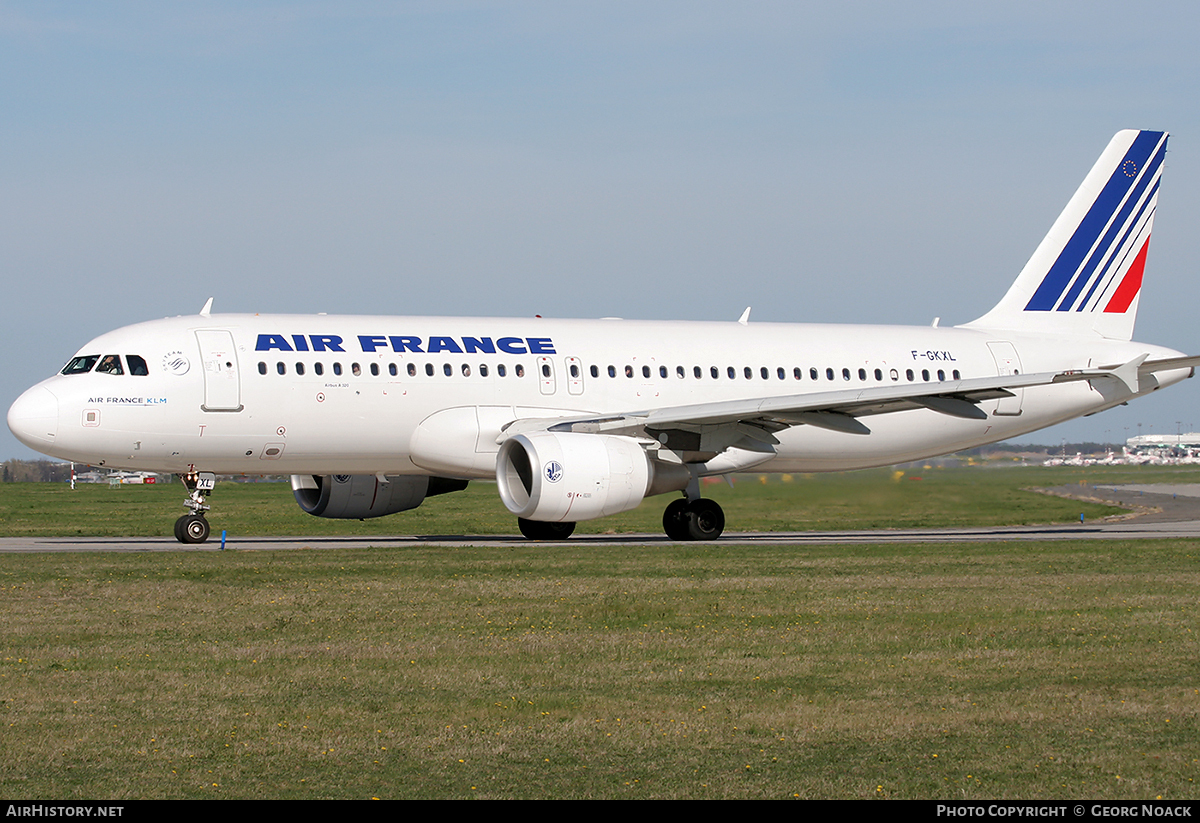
502, 354, 1191, 449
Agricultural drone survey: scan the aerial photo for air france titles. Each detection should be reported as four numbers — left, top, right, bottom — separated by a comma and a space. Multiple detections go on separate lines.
255, 334, 556, 356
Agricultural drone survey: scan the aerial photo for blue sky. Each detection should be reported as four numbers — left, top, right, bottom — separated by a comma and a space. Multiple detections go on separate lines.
5, 1, 1200, 459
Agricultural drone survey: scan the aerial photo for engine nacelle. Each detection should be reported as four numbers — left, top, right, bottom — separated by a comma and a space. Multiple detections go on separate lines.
290, 474, 467, 519
496, 432, 688, 522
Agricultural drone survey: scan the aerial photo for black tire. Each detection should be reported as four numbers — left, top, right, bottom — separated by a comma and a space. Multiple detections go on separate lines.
180, 515, 210, 544
685, 499, 725, 541
662, 498, 691, 541
517, 518, 576, 541
174, 516, 187, 543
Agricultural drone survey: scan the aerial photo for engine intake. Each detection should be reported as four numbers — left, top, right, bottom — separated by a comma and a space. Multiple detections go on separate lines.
496, 432, 687, 522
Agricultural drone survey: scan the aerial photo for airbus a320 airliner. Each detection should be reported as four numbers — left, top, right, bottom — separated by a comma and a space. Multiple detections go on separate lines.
8, 130, 1197, 543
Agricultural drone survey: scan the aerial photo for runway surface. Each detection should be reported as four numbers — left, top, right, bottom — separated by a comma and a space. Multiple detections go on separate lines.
4, 483, 1200, 552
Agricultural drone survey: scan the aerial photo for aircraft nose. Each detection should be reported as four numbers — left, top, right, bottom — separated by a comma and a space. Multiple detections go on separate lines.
7, 385, 59, 450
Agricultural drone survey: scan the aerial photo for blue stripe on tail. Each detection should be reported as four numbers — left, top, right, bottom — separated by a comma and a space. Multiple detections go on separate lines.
1024, 131, 1165, 311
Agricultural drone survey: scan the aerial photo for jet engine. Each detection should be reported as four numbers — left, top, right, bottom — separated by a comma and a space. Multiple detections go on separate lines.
496, 432, 689, 522
290, 474, 468, 519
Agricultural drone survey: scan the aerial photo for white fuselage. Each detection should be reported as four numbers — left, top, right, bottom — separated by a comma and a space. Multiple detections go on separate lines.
8, 313, 1189, 477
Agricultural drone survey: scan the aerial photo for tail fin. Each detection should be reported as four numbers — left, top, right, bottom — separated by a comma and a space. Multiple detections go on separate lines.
963, 129, 1167, 341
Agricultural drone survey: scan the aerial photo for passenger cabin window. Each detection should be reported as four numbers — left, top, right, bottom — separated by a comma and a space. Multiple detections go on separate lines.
62, 355, 100, 375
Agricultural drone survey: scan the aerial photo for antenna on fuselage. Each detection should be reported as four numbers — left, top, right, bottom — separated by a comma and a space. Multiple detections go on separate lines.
199, 297, 213, 317
737, 307, 751, 325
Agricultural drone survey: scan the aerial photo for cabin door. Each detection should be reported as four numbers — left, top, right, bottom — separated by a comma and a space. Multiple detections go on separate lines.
986, 341, 1023, 416
195, 330, 243, 412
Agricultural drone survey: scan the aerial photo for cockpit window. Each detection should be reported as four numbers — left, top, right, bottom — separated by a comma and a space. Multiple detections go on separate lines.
61, 355, 100, 375
127, 355, 149, 376
95, 355, 124, 375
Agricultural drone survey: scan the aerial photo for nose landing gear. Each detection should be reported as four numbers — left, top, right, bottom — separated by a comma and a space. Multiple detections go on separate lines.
175, 470, 216, 544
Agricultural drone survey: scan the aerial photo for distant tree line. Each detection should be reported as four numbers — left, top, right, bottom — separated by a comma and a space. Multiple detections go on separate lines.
1, 460, 75, 483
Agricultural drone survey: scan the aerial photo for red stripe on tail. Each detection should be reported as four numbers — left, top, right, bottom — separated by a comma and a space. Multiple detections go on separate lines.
1104, 237, 1151, 313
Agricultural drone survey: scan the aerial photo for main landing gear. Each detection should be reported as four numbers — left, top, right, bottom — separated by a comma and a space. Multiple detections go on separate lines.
517, 518, 576, 541
662, 497, 725, 541
175, 470, 216, 544
514, 497, 726, 542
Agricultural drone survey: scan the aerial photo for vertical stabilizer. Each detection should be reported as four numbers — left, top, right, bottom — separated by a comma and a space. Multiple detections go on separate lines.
963, 130, 1167, 341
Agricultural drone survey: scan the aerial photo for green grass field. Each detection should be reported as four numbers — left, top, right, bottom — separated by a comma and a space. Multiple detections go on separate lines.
1, 466, 1198, 799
